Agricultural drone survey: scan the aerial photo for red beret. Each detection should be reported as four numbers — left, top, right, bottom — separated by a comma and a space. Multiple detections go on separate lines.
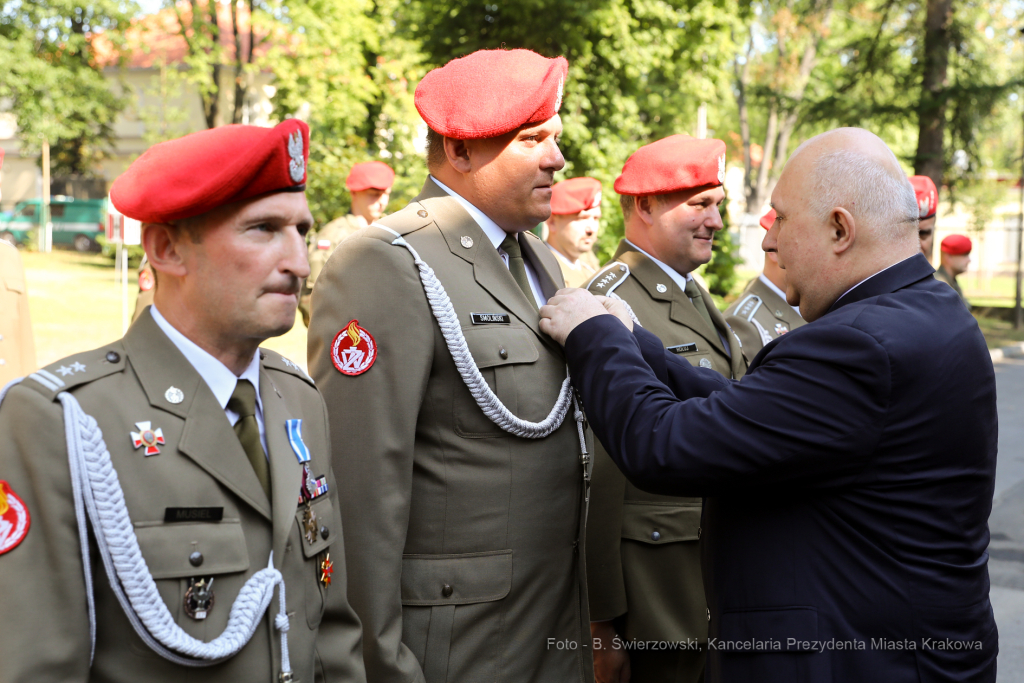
346, 161, 394, 192
941, 234, 972, 255
909, 175, 938, 219
551, 177, 602, 215
760, 208, 776, 230
614, 135, 726, 196
111, 119, 309, 223
415, 49, 567, 139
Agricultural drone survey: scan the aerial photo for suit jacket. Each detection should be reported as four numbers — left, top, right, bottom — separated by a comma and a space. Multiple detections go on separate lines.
0, 310, 366, 683
308, 178, 594, 683
564, 254, 998, 682
0, 241, 37, 384
584, 241, 744, 645
724, 276, 805, 364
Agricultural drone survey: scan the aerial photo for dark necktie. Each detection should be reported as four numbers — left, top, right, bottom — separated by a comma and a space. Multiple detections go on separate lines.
228, 379, 271, 500
684, 278, 717, 335
499, 233, 537, 310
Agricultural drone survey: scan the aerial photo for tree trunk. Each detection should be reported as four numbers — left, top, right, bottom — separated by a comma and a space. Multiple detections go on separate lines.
914, 0, 954, 189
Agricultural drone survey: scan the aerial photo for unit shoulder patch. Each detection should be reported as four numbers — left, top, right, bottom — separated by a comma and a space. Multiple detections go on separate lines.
26, 345, 127, 400
0, 480, 30, 555
330, 320, 378, 376
587, 262, 630, 295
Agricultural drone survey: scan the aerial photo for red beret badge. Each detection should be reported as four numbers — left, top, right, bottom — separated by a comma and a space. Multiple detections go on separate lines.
331, 320, 377, 376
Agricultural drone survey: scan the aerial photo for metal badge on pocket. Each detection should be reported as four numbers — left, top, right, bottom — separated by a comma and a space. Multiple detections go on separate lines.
184, 577, 215, 620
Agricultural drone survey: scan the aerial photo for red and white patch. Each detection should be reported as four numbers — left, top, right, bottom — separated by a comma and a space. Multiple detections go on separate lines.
331, 320, 377, 376
138, 268, 155, 292
0, 480, 30, 555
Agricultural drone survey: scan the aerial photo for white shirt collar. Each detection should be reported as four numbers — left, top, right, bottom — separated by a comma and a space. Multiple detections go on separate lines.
625, 239, 692, 292
834, 255, 916, 308
429, 176, 508, 250
758, 274, 801, 316
150, 305, 263, 415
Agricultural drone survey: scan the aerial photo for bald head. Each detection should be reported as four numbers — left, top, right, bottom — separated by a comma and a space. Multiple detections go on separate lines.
763, 128, 920, 322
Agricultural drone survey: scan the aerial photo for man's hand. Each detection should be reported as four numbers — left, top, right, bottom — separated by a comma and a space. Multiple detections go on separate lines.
539, 288, 631, 346
595, 295, 635, 333
591, 621, 631, 683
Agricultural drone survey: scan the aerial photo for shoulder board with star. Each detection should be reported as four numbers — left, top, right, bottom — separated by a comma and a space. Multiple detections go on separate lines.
732, 294, 763, 322
586, 261, 631, 295
368, 202, 433, 240
260, 348, 315, 387
23, 343, 127, 401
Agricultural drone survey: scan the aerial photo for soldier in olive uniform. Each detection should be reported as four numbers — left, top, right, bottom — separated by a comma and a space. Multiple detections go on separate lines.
308, 49, 595, 683
545, 177, 603, 287
724, 209, 805, 363
299, 161, 394, 326
0, 150, 37, 386
935, 234, 972, 310
585, 135, 745, 683
0, 121, 366, 683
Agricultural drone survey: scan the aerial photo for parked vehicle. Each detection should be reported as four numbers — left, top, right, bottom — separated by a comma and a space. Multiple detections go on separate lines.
0, 197, 106, 251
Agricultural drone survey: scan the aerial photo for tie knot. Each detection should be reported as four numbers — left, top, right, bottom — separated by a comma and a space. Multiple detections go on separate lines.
499, 233, 523, 259
228, 379, 258, 418
684, 278, 700, 298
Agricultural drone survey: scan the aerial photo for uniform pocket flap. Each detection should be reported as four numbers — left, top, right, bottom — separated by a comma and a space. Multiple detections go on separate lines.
401, 549, 513, 606
719, 607, 818, 652
461, 325, 539, 368
134, 520, 249, 579
621, 503, 701, 543
295, 495, 336, 558
3, 274, 26, 294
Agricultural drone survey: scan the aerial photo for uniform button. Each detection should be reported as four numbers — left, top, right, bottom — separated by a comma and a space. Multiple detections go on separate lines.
189, 551, 204, 567
320, 525, 330, 540
651, 530, 661, 541
417, 209, 429, 218
442, 583, 454, 598
697, 526, 702, 540
105, 351, 121, 363
498, 347, 508, 359
707, 608, 711, 622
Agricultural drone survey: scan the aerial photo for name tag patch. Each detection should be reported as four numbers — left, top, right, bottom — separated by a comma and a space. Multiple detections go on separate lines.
668, 343, 698, 354
471, 313, 511, 325
164, 507, 224, 523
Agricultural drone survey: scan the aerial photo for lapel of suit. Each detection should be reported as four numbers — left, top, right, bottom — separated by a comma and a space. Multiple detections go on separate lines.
416, 179, 549, 344
616, 245, 727, 356
124, 311, 272, 521
259, 365, 304, 567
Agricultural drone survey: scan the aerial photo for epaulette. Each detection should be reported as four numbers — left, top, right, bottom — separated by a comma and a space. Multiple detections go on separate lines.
23, 343, 128, 401
260, 348, 315, 387
587, 261, 631, 295
733, 294, 763, 322
369, 202, 433, 240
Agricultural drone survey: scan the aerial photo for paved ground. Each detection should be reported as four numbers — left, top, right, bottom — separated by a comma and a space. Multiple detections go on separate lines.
990, 359, 1024, 681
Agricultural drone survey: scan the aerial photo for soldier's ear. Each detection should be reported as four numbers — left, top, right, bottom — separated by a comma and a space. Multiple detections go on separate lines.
635, 195, 656, 227
443, 136, 473, 174
142, 223, 189, 278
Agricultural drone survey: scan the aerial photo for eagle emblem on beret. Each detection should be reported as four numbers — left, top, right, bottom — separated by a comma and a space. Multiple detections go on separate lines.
288, 131, 305, 183
918, 195, 931, 218
717, 154, 726, 184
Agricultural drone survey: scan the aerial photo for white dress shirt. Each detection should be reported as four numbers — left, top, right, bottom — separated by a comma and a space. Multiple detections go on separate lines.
151, 305, 267, 455
430, 176, 547, 306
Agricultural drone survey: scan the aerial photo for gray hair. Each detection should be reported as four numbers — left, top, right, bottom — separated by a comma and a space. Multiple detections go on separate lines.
808, 148, 919, 243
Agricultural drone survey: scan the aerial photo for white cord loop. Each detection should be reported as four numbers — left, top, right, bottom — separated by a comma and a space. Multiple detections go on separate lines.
0, 379, 291, 673
380, 228, 572, 439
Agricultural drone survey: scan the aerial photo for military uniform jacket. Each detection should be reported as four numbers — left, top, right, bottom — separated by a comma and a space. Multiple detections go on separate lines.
584, 241, 745, 642
308, 215, 364, 289
934, 265, 970, 309
724, 276, 805, 365
308, 178, 594, 683
0, 241, 37, 385
0, 310, 365, 683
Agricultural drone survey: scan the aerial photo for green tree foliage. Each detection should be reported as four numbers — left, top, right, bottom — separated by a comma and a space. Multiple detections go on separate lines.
0, 0, 136, 175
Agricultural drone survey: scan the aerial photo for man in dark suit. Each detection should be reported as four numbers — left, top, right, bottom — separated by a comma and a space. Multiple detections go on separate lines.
539, 128, 998, 682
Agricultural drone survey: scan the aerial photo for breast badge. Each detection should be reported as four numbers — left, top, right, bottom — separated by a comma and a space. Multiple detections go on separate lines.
319, 552, 334, 586
184, 577, 215, 620
330, 320, 377, 376
774, 323, 789, 336
130, 421, 166, 456
0, 481, 30, 556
